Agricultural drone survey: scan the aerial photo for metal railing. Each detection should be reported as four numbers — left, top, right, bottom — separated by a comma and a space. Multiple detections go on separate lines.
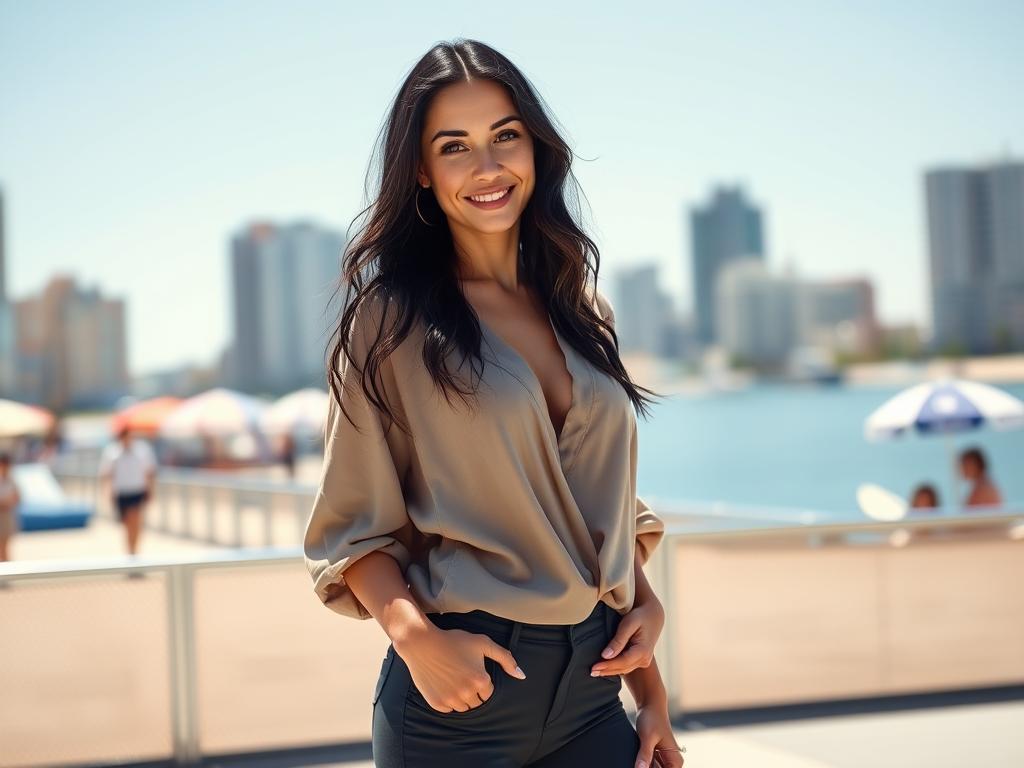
2, 463, 1022, 767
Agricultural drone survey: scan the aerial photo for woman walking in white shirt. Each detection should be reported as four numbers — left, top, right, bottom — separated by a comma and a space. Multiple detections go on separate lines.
98, 427, 156, 556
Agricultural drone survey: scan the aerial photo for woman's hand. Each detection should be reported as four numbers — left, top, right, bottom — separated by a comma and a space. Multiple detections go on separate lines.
393, 625, 526, 713
590, 594, 665, 677
635, 703, 685, 768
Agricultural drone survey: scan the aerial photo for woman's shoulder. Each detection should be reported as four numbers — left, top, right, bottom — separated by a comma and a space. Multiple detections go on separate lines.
586, 284, 615, 326
345, 288, 411, 356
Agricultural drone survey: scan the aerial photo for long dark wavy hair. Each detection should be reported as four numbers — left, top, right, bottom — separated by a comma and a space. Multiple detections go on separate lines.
326, 38, 661, 435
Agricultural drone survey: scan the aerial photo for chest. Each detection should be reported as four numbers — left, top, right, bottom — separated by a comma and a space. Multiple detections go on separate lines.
479, 312, 574, 438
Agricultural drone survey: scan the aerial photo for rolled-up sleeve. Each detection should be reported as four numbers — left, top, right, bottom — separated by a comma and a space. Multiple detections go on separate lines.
634, 494, 666, 567
302, 297, 414, 620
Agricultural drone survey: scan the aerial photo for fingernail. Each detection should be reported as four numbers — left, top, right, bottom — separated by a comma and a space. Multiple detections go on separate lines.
637, 761, 647, 768
591, 669, 601, 677
514, 665, 526, 679
602, 647, 614, 658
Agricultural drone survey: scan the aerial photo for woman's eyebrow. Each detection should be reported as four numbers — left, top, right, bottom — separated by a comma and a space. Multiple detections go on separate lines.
430, 115, 522, 143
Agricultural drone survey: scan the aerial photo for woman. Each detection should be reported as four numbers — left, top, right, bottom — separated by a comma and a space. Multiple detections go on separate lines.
303, 39, 684, 768
0, 453, 20, 562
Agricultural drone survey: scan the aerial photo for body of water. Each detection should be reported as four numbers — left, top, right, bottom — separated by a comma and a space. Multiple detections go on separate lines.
61, 381, 1023, 519
637, 381, 1024, 517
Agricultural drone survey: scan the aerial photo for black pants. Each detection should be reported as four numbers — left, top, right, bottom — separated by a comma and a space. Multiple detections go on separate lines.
371, 600, 641, 767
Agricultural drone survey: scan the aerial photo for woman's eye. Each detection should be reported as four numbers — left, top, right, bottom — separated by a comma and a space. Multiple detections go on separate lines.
440, 129, 520, 155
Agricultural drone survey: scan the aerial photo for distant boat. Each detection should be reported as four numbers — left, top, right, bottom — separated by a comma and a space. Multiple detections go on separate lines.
786, 345, 844, 385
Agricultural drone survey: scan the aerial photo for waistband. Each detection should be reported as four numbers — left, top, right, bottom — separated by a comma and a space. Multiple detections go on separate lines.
425, 600, 611, 642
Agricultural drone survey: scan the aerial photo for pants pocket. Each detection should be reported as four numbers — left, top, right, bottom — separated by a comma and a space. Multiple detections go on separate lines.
372, 645, 395, 705
404, 653, 506, 719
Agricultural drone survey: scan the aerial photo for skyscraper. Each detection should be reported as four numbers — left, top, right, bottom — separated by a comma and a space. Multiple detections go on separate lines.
612, 265, 675, 356
715, 259, 799, 368
689, 185, 766, 346
0, 187, 14, 396
925, 159, 1024, 354
13, 275, 128, 410
230, 220, 345, 393
0, 186, 6, 302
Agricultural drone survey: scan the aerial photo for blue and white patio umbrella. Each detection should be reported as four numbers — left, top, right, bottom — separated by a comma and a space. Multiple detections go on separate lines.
864, 378, 1024, 510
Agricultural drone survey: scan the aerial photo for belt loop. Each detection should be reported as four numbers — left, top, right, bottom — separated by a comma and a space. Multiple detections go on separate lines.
508, 620, 523, 654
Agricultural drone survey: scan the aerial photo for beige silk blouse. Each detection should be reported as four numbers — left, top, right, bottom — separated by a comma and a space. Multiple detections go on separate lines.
302, 287, 666, 625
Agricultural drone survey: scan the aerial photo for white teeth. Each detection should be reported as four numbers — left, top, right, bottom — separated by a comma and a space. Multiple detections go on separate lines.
469, 186, 511, 203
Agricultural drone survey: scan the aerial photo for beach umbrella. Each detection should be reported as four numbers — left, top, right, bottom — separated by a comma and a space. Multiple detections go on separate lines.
261, 387, 329, 436
110, 396, 184, 436
855, 482, 908, 522
159, 387, 269, 438
0, 399, 54, 438
864, 377, 1024, 510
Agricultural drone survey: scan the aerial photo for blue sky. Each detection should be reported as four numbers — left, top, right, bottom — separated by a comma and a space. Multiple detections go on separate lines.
1, 0, 1021, 374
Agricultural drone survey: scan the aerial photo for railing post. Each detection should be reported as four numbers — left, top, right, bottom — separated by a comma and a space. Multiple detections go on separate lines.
167, 564, 200, 765
206, 486, 217, 545
158, 480, 168, 532
264, 493, 274, 547
294, 493, 306, 542
652, 533, 681, 720
233, 490, 244, 548
180, 483, 191, 538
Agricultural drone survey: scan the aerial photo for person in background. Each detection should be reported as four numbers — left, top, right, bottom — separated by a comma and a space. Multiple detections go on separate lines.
98, 427, 157, 556
958, 446, 1003, 509
280, 432, 296, 480
909, 483, 941, 511
0, 453, 21, 562
38, 421, 66, 467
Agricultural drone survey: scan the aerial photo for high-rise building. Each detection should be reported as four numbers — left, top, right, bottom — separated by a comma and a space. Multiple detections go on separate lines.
925, 159, 1024, 354
230, 220, 344, 393
611, 265, 675, 356
689, 185, 766, 347
0, 187, 15, 396
797, 277, 881, 358
13, 275, 129, 410
715, 259, 798, 368
0, 186, 6, 302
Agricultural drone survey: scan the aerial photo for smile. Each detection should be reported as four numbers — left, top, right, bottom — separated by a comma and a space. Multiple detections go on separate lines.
464, 185, 515, 209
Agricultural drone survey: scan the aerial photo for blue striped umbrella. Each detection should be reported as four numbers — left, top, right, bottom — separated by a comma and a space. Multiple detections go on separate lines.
864, 378, 1024, 510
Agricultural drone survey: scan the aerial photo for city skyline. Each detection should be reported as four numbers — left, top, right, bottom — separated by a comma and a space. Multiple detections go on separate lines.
2, 1, 1022, 374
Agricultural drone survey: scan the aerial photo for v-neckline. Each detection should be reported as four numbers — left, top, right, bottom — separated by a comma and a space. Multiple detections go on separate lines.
474, 309, 578, 445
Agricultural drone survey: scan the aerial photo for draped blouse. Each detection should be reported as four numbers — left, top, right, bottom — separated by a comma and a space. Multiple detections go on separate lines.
302, 287, 666, 624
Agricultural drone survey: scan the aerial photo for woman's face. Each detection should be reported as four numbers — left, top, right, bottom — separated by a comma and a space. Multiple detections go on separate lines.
911, 490, 936, 509
418, 79, 535, 235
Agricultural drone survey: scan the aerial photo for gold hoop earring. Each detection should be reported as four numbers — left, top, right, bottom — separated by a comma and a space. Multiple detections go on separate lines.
415, 186, 435, 227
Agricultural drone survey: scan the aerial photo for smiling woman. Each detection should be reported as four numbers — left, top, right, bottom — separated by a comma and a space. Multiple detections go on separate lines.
302, 37, 684, 768
417, 81, 535, 234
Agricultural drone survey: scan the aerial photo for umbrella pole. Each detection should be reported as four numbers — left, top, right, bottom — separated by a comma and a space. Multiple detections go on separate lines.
945, 431, 959, 514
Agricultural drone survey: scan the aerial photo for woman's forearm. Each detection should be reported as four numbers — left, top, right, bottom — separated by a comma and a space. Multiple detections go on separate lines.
624, 541, 668, 708
343, 550, 437, 648
633, 541, 658, 606
624, 654, 668, 709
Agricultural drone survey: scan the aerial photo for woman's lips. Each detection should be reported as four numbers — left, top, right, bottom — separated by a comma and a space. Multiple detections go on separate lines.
464, 184, 515, 210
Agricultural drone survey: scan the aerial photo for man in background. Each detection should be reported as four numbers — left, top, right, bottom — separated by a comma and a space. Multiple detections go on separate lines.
98, 427, 157, 556
958, 446, 1003, 509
